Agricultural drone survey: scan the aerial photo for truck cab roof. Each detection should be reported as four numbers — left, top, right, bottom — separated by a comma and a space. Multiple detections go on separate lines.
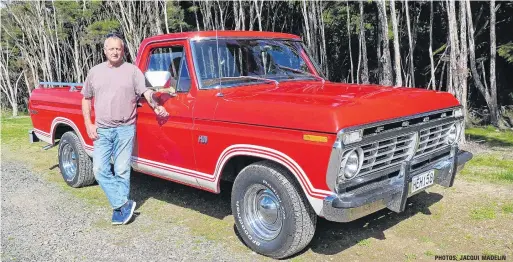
142, 30, 301, 43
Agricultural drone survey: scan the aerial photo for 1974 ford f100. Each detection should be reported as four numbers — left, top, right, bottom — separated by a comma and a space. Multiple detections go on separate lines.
29, 31, 472, 258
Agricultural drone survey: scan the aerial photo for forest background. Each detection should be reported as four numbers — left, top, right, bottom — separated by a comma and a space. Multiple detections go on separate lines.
1, 0, 512, 130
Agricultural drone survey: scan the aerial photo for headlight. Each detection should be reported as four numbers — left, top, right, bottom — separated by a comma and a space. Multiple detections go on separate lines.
453, 108, 463, 118
341, 130, 363, 144
339, 148, 364, 179
446, 123, 461, 145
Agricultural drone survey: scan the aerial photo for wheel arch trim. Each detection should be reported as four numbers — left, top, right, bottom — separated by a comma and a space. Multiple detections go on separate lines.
50, 117, 93, 156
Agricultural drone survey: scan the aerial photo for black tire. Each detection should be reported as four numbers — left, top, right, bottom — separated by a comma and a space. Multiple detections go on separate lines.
58, 131, 95, 188
231, 160, 316, 259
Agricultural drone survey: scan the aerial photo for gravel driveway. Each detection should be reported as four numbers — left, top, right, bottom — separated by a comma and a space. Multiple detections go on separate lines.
1, 161, 251, 262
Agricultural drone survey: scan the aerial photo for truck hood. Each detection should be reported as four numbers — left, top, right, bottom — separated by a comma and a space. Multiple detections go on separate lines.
213, 81, 460, 134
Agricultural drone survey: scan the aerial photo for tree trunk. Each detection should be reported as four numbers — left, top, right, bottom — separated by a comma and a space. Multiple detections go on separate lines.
23, 70, 32, 97
459, 1, 468, 142
12, 104, 19, 117
446, 0, 459, 96
240, 0, 246, 30
390, 0, 402, 86
466, 0, 497, 126
428, 0, 436, 89
233, 1, 240, 30
489, 0, 499, 126
405, 0, 414, 87
359, 1, 369, 84
439, 61, 446, 91
377, 0, 393, 86
255, 0, 264, 31
301, 0, 312, 53
376, 11, 382, 84
154, 0, 163, 35
193, 1, 200, 31
0, 42, 20, 117
347, 1, 354, 83
164, 0, 170, 33
319, 2, 329, 78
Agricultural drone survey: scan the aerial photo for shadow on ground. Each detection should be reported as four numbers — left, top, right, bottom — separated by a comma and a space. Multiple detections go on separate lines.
130, 171, 232, 219
307, 191, 442, 256
128, 170, 443, 257
466, 133, 513, 148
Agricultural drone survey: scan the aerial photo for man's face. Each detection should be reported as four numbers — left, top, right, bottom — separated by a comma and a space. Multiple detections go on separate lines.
104, 38, 124, 65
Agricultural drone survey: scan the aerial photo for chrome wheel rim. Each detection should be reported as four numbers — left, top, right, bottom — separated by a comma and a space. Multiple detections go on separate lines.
243, 184, 283, 241
61, 143, 77, 181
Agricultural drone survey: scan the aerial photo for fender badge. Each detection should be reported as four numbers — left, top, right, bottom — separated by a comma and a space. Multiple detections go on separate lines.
198, 135, 208, 144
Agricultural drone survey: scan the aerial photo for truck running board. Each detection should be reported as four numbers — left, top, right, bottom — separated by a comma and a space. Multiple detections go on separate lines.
42, 144, 57, 150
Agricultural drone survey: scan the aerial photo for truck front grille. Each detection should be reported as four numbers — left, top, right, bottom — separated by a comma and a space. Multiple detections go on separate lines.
415, 123, 452, 157
351, 121, 457, 179
359, 133, 416, 176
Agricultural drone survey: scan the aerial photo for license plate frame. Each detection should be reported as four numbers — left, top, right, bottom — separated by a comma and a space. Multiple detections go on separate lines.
411, 170, 435, 194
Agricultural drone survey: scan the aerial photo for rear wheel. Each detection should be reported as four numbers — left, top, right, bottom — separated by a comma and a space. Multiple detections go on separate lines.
231, 161, 316, 259
58, 131, 95, 188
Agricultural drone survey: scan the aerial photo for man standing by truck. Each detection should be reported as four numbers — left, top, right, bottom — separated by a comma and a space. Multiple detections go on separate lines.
81, 34, 168, 225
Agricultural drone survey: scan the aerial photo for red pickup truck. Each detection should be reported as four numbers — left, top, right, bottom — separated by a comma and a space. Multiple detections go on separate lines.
29, 31, 472, 258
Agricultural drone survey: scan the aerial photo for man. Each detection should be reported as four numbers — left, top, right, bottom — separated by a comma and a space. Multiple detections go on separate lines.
81, 35, 169, 225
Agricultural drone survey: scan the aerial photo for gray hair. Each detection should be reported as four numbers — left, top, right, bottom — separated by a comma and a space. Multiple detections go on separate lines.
103, 36, 125, 49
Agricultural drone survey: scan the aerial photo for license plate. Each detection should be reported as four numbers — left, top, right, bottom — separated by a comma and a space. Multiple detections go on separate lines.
411, 170, 435, 193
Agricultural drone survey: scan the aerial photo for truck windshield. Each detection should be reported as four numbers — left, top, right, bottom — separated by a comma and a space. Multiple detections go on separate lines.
191, 39, 321, 89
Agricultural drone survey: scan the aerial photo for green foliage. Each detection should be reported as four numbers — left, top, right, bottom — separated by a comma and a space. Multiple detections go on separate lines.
433, 44, 448, 56
54, 1, 103, 39
388, 21, 394, 40
166, 2, 189, 32
84, 20, 121, 45
323, 3, 359, 36
1, 0, 513, 116
498, 42, 513, 64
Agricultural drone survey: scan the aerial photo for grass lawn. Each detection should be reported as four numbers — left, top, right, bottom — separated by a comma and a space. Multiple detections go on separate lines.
1, 115, 110, 207
465, 125, 513, 147
460, 126, 513, 184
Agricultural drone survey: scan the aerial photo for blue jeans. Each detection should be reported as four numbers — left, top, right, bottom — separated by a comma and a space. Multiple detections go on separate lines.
93, 125, 135, 209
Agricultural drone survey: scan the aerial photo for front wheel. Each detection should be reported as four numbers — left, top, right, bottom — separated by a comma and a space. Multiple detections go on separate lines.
58, 131, 95, 188
231, 161, 316, 259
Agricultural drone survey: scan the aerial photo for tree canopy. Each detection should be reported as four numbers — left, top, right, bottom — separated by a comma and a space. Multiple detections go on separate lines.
1, 0, 511, 127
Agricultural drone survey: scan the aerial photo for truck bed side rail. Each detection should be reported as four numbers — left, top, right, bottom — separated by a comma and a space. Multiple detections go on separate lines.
39, 82, 83, 91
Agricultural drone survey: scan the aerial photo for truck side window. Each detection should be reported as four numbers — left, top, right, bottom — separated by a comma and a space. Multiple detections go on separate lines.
176, 54, 191, 92
145, 46, 188, 91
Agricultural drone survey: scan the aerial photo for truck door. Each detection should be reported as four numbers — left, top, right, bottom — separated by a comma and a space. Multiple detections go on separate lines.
133, 40, 200, 187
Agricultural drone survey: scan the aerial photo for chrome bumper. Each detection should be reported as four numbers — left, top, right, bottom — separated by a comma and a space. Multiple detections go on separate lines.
321, 146, 473, 223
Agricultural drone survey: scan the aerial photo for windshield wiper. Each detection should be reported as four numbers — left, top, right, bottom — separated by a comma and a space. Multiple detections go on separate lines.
276, 65, 325, 83
215, 76, 279, 87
